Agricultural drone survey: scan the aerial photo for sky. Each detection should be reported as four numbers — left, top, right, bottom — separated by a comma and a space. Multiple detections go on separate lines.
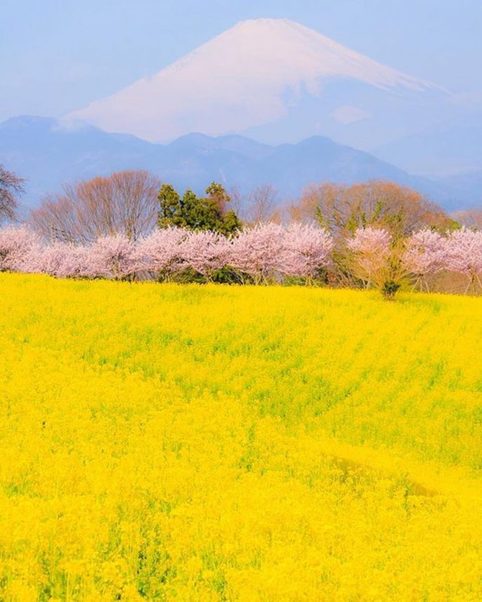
1, 0, 482, 123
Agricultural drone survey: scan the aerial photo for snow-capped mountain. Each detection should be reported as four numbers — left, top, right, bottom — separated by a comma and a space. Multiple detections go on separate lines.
67, 18, 442, 144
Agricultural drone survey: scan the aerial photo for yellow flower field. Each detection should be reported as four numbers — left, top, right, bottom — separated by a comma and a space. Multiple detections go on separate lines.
0, 273, 481, 601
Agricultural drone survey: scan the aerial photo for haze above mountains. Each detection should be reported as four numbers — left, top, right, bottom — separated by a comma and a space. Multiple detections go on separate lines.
2, 18, 482, 211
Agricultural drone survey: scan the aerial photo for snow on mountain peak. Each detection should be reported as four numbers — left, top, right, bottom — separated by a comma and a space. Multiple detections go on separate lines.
67, 18, 434, 142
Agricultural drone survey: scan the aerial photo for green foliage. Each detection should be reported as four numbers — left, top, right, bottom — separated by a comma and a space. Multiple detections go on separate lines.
158, 182, 241, 235
211, 266, 248, 285
162, 266, 248, 285
168, 267, 207, 284
382, 280, 401, 300
157, 184, 183, 227
443, 218, 462, 232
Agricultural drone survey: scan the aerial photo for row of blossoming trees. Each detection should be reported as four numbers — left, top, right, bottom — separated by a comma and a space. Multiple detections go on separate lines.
1, 223, 481, 297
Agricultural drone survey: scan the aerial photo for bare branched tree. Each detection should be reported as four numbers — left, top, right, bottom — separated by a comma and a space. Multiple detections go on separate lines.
0, 165, 24, 223
452, 208, 482, 230
228, 185, 244, 217
289, 181, 454, 238
29, 170, 161, 243
245, 184, 280, 224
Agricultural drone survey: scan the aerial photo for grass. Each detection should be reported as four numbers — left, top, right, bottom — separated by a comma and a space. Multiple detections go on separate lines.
0, 273, 481, 600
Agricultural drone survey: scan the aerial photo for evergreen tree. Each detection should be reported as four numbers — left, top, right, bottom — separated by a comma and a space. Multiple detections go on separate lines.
158, 182, 241, 234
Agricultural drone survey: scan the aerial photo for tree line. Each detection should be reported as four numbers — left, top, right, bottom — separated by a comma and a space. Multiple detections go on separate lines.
0, 165, 481, 298
1, 165, 478, 239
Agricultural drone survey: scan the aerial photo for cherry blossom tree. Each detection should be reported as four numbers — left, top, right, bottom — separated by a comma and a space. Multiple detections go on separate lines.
402, 229, 447, 291
89, 234, 137, 280
282, 223, 333, 281
2, 221, 481, 296
444, 228, 482, 293
33, 242, 91, 278
179, 230, 231, 280
346, 227, 404, 298
346, 227, 391, 283
229, 223, 286, 284
134, 227, 187, 280
0, 226, 40, 272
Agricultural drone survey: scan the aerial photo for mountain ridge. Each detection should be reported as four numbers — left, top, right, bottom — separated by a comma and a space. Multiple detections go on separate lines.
1, 115, 480, 213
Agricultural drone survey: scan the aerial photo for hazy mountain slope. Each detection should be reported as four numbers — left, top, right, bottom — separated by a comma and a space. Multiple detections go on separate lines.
437, 170, 482, 208
0, 116, 159, 202
374, 119, 482, 176
0, 115, 475, 212
260, 136, 410, 189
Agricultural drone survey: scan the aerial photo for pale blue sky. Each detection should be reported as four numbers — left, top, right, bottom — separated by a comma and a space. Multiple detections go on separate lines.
1, 0, 482, 122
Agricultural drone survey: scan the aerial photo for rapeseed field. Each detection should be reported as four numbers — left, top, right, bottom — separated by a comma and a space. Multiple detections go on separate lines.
1, 273, 481, 601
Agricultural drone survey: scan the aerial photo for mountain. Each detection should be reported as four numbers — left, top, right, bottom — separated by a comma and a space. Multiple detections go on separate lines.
67, 18, 448, 147
251, 136, 414, 193
437, 170, 482, 207
2, 115, 478, 212
169, 133, 273, 159
373, 118, 482, 176
0, 116, 158, 204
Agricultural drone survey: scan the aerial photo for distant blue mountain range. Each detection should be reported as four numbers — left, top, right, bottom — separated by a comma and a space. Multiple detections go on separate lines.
1, 116, 480, 213
374, 120, 482, 177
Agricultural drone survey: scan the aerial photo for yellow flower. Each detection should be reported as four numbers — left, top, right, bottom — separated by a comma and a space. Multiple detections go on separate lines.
0, 273, 480, 600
